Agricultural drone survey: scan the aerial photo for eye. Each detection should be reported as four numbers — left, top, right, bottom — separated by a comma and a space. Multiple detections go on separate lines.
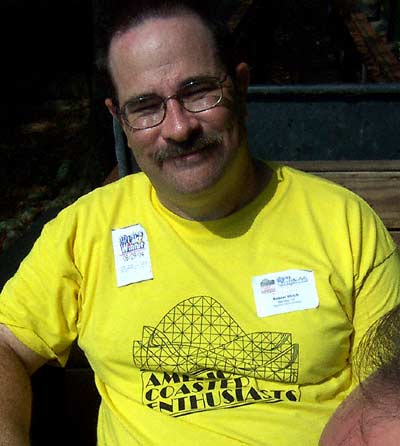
125, 97, 162, 116
180, 80, 219, 102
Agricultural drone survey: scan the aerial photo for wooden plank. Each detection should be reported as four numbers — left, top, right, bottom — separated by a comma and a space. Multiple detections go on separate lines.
390, 231, 400, 249
282, 160, 400, 230
103, 160, 400, 231
284, 160, 400, 172
345, 13, 400, 82
103, 165, 119, 185
312, 171, 400, 229
105, 160, 400, 179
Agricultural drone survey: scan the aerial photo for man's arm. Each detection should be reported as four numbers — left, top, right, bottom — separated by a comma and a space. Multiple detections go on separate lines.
0, 324, 47, 446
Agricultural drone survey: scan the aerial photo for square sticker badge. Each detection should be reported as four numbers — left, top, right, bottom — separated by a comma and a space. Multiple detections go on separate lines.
252, 269, 319, 317
112, 224, 153, 287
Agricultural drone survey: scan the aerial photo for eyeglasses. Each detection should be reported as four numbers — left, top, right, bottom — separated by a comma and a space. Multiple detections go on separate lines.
117, 74, 228, 130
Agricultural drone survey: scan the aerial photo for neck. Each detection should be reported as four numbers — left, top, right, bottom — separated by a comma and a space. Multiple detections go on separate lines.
156, 156, 271, 221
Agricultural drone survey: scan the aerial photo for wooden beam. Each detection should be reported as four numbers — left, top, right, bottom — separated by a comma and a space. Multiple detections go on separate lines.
103, 166, 119, 185
390, 231, 400, 248
314, 171, 400, 229
285, 160, 400, 172
285, 160, 400, 230
345, 12, 400, 81
104, 159, 400, 246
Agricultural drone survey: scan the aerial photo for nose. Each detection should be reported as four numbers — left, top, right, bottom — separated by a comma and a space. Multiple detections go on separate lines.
160, 99, 201, 142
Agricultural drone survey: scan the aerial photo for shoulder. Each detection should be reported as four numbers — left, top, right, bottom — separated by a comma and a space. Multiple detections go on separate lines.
269, 162, 372, 211
56, 172, 149, 218
74, 172, 150, 209
40, 172, 151, 242
269, 162, 397, 263
273, 163, 353, 195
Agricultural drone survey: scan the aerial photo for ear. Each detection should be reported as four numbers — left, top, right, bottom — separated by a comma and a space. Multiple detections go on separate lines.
105, 98, 132, 148
234, 62, 250, 97
105, 98, 118, 118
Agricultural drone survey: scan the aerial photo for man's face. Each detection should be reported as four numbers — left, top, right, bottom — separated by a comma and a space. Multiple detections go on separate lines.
107, 14, 249, 201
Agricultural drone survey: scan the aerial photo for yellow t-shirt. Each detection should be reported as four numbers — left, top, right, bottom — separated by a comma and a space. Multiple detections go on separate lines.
1, 164, 399, 446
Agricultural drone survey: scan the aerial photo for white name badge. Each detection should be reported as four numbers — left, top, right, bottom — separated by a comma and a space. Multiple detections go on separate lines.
112, 224, 153, 287
252, 269, 319, 317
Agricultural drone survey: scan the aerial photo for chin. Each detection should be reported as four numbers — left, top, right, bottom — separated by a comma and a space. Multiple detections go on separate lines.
167, 175, 222, 196
161, 159, 229, 194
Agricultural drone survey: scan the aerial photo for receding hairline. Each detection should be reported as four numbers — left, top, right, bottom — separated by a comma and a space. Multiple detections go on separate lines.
107, 11, 222, 100
110, 10, 216, 57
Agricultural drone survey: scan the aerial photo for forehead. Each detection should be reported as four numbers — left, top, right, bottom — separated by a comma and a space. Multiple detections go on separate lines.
108, 14, 221, 101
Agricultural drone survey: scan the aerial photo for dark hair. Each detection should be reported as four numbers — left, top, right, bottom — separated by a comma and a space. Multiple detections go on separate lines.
320, 305, 400, 445
353, 304, 400, 418
355, 305, 400, 382
95, 0, 240, 101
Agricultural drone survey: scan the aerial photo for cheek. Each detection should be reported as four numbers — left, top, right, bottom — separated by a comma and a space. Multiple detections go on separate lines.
200, 106, 236, 134
125, 129, 159, 160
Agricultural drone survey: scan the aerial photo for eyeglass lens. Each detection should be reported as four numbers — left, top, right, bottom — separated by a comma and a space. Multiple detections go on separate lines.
122, 77, 225, 130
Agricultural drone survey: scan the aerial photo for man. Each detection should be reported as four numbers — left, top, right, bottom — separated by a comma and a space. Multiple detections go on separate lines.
320, 305, 400, 445
0, 1, 399, 445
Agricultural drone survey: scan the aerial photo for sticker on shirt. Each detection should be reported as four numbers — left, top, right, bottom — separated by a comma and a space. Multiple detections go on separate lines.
112, 224, 153, 287
252, 269, 319, 317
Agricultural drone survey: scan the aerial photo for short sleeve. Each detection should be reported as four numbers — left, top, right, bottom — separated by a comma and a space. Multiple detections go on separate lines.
348, 196, 400, 367
0, 209, 82, 366
351, 248, 400, 357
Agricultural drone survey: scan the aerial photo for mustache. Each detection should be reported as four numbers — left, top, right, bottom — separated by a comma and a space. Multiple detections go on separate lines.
154, 134, 223, 164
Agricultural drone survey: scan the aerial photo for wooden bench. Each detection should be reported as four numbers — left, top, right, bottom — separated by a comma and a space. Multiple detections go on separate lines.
245, 83, 400, 248
105, 159, 400, 248
285, 160, 400, 248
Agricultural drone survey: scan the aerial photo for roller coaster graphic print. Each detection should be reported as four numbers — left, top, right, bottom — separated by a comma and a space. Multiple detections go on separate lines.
133, 295, 299, 382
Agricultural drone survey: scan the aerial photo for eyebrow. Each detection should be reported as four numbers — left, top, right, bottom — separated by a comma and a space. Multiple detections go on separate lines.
122, 73, 221, 105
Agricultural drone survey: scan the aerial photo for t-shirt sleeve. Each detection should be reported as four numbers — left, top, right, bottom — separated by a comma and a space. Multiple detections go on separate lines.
351, 248, 400, 347
349, 198, 400, 368
0, 209, 81, 366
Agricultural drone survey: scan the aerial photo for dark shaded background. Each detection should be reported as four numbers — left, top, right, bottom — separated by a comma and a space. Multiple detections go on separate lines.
0, 1, 351, 211
0, 0, 114, 251
1, 0, 399, 252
